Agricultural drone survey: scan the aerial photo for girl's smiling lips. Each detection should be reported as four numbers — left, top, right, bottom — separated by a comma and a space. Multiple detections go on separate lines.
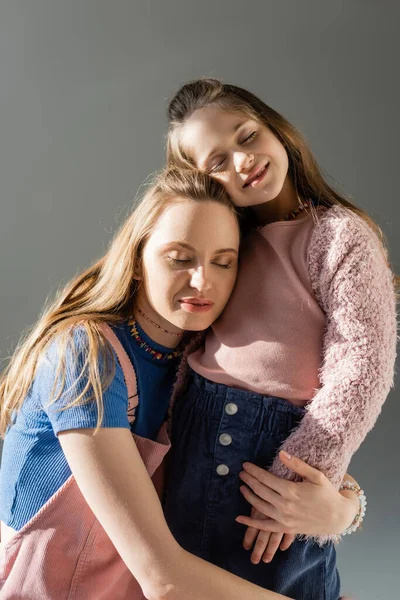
243, 163, 269, 188
178, 297, 214, 313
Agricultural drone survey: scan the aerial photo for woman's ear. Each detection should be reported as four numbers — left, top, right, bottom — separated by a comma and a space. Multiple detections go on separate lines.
132, 260, 142, 281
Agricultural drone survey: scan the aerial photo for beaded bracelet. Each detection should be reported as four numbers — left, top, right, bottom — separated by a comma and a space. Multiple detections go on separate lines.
338, 481, 367, 537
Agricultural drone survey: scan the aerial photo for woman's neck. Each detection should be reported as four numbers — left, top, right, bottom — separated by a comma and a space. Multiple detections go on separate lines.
251, 177, 303, 226
132, 298, 183, 349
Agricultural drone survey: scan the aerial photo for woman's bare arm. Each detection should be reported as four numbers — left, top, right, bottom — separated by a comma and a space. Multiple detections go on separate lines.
59, 427, 292, 600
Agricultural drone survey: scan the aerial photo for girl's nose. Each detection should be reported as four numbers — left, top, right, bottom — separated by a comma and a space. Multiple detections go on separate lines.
233, 152, 254, 173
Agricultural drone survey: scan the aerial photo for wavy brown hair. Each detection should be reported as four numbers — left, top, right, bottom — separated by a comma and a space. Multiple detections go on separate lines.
166, 78, 398, 289
0, 167, 236, 436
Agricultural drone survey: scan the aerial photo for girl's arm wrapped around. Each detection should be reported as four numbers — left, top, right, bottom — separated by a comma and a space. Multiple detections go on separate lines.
269, 207, 397, 489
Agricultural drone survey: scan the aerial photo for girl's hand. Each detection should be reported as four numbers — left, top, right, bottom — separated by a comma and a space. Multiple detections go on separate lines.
236, 451, 359, 564
242, 509, 295, 564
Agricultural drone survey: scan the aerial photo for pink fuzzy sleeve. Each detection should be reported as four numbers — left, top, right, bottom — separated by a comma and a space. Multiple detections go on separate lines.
269, 208, 397, 494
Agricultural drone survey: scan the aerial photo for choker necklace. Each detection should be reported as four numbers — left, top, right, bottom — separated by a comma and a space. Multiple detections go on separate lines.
129, 320, 182, 360
136, 306, 184, 337
258, 198, 313, 229
278, 198, 313, 222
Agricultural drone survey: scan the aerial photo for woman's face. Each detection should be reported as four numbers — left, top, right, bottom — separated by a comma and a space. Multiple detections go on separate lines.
136, 199, 239, 333
179, 106, 289, 208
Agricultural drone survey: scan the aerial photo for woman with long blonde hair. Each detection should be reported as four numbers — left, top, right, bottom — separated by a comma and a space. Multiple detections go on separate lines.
0, 166, 300, 600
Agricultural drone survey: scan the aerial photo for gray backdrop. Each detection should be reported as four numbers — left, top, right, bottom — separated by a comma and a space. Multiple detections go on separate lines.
0, 1, 398, 598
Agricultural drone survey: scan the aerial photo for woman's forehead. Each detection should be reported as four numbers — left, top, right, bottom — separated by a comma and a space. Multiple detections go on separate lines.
147, 201, 239, 250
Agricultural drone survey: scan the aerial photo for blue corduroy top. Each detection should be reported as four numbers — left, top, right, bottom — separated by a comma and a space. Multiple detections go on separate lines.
0, 321, 180, 530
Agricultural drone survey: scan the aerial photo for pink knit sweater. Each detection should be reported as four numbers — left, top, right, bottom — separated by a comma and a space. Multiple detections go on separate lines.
172, 206, 397, 532
266, 207, 396, 491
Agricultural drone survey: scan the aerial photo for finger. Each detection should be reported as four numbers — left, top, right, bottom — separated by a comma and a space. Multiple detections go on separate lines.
243, 524, 259, 550
250, 531, 271, 564
240, 485, 279, 520
262, 532, 284, 563
242, 462, 292, 495
280, 533, 296, 551
278, 451, 326, 485
236, 515, 286, 533
239, 470, 281, 506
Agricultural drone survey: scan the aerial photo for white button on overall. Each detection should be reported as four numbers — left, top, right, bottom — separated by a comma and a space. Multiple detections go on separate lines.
219, 433, 232, 446
216, 464, 230, 476
225, 402, 238, 415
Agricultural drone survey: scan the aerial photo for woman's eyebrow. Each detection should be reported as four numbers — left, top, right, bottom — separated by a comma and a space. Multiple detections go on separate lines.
160, 242, 237, 255
213, 248, 238, 256
161, 242, 194, 251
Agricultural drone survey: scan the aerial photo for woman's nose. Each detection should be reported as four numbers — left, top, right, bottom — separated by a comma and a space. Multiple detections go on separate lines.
189, 267, 212, 292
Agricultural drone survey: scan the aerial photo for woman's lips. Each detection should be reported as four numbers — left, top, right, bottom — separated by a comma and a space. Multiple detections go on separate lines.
178, 299, 214, 313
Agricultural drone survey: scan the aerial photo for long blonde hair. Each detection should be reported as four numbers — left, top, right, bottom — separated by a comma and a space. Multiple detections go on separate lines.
166, 78, 398, 289
0, 167, 236, 436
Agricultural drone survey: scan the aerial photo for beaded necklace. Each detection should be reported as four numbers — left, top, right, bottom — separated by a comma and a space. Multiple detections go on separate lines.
128, 319, 182, 361
277, 198, 313, 222
136, 306, 184, 337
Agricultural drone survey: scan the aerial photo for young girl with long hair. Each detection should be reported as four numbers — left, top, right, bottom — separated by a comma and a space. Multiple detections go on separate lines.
163, 79, 397, 600
0, 167, 299, 600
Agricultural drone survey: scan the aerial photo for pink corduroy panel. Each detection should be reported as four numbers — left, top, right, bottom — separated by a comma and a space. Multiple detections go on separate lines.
0, 323, 171, 599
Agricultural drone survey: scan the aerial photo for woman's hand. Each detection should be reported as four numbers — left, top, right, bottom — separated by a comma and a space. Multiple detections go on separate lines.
236, 451, 360, 564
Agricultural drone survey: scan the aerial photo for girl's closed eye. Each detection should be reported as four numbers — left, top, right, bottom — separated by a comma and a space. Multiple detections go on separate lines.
209, 132, 257, 173
240, 131, 257, 144
210, 159, 226, 174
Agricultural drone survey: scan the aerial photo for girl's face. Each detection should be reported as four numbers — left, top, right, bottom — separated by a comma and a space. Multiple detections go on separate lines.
136, 199, 239, 333
179, 106, 289, 208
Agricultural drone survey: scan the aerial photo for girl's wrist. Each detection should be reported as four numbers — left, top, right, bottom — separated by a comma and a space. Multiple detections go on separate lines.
337, 489, 360, 532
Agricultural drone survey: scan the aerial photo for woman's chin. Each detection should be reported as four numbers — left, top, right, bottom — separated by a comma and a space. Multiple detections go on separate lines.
169, 313, 215, 333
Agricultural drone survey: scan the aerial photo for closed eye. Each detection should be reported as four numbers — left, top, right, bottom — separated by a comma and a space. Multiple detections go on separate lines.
167, 257, 192, 265
210, 158, 226, 174
240, 131, 257, 144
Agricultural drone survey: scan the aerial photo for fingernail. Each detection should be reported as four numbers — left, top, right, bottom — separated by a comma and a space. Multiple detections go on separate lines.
242, 462, 250, 469
281, 451, 292, 460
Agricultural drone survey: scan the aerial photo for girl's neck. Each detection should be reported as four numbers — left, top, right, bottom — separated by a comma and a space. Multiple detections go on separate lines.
251, 177, 303, 226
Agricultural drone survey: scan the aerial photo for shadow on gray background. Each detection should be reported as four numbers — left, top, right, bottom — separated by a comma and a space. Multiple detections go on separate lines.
0, 2, 398, 598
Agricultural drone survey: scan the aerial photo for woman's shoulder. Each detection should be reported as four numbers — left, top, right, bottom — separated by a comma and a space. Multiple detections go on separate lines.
35, 322, 121, 391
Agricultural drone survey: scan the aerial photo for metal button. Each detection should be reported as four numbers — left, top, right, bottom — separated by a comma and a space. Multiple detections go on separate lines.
225, 402, 238, 415
219, 433, 232, 446
216, 464, 230, 476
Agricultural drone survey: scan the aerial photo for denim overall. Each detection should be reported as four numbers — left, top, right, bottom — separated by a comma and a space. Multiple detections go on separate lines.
0, 324, 171, 599
164, 372, 341, 600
